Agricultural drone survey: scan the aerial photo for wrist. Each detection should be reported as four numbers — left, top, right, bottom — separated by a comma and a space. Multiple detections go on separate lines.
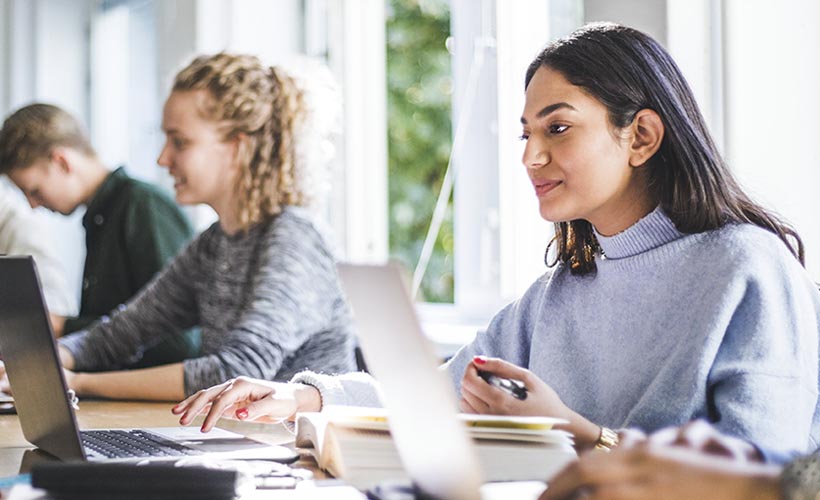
593, 426, 620, 452
294, 383, 322, 413
559, 411, 605, 451
49, 314, 66, 337
68, 371, 85, 395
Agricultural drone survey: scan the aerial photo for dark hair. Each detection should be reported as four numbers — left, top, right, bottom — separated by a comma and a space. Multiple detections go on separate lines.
526, 23, 804, 274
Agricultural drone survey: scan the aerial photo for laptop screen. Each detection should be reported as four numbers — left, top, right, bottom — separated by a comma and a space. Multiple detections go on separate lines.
338, 263, 483, 500
0, 256, 86, 460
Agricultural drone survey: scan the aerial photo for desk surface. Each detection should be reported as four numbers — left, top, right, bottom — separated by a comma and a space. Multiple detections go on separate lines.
0, 400, 319, 477
0, 401, 546, 500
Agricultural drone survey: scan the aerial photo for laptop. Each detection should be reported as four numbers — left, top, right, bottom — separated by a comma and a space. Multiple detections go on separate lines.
0, 256, 298, 463
337, 263, 557, 500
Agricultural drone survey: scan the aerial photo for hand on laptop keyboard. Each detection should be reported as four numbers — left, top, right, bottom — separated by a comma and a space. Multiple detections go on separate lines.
172, 376, 322, 433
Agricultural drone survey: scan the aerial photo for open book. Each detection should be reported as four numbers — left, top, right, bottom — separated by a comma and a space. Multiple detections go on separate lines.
295, 406, 576, 490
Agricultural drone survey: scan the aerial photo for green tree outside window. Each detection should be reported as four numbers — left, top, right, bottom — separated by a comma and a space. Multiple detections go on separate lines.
386, 0, 453, 303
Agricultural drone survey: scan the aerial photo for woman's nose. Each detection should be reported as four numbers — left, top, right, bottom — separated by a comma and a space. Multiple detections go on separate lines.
522, 139, 547, 170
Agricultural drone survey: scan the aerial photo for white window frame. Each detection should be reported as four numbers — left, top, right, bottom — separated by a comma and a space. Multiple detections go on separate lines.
1, 0, 90, 303
314, 0, 556, 350
323, 0, 389, 263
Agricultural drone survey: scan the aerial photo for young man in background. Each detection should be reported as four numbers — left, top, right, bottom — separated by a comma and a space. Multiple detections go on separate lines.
0, 103, 198, 367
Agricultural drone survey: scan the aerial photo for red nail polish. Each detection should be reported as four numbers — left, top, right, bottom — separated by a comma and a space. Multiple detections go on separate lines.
473, 356, 486, 365
235, 408, 249, 420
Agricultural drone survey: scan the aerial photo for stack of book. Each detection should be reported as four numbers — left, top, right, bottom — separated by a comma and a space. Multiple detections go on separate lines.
295, 406, 576, 490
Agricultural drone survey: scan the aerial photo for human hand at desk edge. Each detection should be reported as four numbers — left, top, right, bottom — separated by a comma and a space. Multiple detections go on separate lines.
0, 360, 8, 394
172, 376, 322, 433
633, 420, 764, 462
460, 356, 602, 451
0, 360, 76, 396
538, 441, 780, 500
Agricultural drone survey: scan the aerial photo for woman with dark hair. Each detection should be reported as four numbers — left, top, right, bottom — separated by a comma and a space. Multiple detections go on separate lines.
174, 23, 820, 461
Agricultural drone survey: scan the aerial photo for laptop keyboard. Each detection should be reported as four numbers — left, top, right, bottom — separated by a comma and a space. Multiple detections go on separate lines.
81, 429, 203, 459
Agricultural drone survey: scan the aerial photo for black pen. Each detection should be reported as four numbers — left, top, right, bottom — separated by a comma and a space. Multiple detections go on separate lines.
477, 370, 528, 400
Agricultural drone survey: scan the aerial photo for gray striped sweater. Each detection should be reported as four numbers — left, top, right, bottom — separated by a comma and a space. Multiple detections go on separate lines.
60, 207, 357, 395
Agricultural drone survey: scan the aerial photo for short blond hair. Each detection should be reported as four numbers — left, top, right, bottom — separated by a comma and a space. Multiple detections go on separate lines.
0, 104, 96, 174
173, 53, 321, 230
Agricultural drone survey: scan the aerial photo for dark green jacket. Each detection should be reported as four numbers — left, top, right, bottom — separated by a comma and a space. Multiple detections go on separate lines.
63, 167, 199, 367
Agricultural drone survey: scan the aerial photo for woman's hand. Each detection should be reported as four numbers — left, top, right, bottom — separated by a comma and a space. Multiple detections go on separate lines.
0, 361, 9, 394
171, 376, 322, 432
539, 443, 780, 500
616, 421, 761, 461
460, 356, 601, 449
62, 368, 78, 392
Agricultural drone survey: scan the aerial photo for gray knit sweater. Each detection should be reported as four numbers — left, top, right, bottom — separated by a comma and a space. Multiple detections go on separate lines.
61, 207, 357, 395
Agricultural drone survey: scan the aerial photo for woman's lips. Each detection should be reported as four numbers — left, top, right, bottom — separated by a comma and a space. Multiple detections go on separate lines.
533, 180, 562, 197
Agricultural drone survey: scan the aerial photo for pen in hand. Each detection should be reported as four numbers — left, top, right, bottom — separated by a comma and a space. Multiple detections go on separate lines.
477, 370, 528, 400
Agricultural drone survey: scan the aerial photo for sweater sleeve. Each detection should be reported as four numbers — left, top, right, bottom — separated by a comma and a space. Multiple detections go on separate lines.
181, 216, 349, 395
59, 237, 201, 369
706, 255, 820, 457
290, 370, 384, 408
442, 272, 551, 395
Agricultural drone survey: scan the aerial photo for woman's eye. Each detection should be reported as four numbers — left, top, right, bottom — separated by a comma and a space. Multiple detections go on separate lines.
548, 124, 569, 134
172, 138, 187, 149
518, 133, 529, 141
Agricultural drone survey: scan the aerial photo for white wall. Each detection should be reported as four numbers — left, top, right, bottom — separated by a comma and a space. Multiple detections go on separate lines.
666, 0, 724, 148
1, 0, 89, 304
584, 0, 667, 43
0, 0, 8, 115
723, 0, 820, 280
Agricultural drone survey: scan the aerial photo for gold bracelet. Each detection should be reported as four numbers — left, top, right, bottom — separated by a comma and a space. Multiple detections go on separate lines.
594, 426, 619, 452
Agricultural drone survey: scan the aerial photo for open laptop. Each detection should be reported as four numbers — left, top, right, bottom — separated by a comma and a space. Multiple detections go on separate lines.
0, 256, 298, 463
338, 263, 559, 500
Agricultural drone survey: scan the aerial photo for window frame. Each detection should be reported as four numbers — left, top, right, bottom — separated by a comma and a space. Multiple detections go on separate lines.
317, 0, 556, 346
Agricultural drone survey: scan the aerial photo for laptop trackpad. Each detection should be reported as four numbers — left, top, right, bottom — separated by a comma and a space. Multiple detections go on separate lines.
148, 427, 299, 463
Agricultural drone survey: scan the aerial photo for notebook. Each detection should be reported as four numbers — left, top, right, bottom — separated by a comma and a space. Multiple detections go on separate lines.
337, 263, 572, 500
293, 405, 574, 490
0, 256, 298, 463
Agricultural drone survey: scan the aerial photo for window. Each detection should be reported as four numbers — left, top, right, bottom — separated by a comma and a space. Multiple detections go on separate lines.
12, 0, 814, 349
313, 0, 557, 347
386, 0, 454, 303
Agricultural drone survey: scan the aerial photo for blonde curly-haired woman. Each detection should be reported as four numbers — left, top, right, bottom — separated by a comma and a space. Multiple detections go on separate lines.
54, 53, 357, 401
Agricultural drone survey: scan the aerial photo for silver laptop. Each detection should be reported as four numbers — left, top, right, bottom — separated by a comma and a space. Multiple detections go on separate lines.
337, 263, 553, 500
0, 256, 298, 463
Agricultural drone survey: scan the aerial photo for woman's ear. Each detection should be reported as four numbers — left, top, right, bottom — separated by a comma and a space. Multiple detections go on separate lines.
628, 109, 664, 168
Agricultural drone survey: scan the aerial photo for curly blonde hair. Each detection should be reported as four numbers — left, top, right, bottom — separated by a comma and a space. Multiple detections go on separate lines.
172, 53, 313, 229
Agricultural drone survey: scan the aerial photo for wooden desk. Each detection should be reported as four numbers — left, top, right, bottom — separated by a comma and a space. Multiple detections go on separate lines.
0, 402, 543, 500
0, 400, 320, 476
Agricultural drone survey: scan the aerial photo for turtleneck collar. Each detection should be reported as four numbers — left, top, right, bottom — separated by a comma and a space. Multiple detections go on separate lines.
593, 206, 684, 259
